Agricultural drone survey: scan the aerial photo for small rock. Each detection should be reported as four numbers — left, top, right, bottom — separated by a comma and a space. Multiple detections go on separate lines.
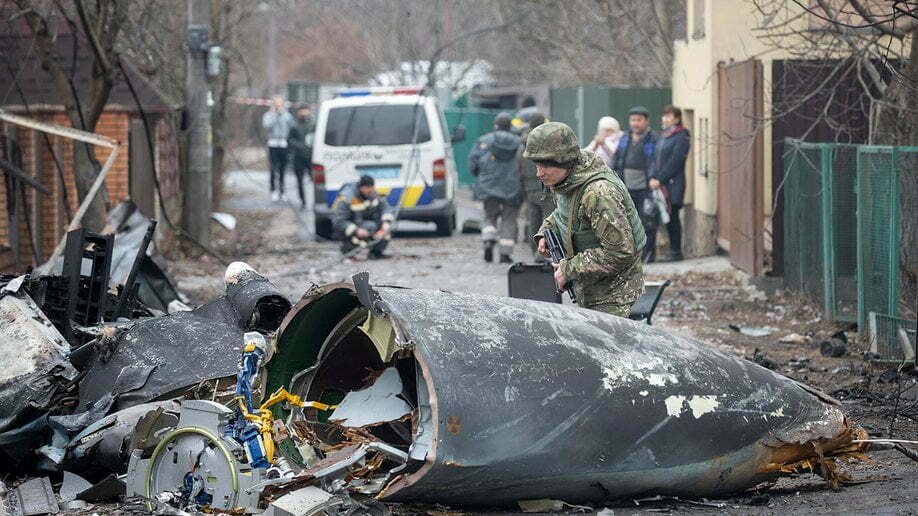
820, 338, 847, 357
780, 333, 809, 344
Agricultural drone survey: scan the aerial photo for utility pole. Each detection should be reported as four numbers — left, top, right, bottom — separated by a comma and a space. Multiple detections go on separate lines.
184, 0, 212, 249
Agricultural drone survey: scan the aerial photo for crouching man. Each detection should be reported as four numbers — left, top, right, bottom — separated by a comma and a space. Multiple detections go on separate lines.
525, 122, 646, 317
332, 175, 393, 259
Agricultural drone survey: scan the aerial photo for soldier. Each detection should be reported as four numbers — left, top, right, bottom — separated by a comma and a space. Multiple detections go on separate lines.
469, 112, 522, 263
331, 175, 394, 259
525, 122, 646, 317
518, 112, 553, 260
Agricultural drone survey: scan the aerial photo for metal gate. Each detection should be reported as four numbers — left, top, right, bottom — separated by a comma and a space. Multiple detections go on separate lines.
717, 59, 764, 275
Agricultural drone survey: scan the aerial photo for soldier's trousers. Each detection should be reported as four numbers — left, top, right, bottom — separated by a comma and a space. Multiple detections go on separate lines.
482, 197, 519, 256
585, 301, 632, 318
524, 195, 555, 254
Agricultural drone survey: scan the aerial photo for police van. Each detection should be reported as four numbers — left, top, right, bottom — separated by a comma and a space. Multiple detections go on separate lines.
311, 87, 464, 238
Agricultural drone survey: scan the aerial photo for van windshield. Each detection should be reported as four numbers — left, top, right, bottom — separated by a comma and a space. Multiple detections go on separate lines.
324, 104, 431, 146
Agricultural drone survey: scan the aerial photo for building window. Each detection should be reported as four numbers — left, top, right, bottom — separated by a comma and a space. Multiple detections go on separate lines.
693, 0, 706, 39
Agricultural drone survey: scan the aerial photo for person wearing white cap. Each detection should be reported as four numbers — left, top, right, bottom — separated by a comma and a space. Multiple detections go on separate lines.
583, 116, 623, 168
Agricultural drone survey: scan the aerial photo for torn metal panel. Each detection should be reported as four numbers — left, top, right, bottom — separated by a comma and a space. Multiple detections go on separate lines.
73, 474, 125, 503
0, 292, 76, 434
273, 283, 863, 507
75, 298, 245, 412
40, 201, 182, 314
11, 477, 58, 515
78, 263, 290, 413
64, 401, 178, 473
329, 368, 412, 428
263, 486, 337, 516
58, 472, 92, 503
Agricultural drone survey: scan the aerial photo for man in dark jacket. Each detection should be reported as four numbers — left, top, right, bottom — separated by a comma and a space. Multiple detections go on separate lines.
469, 112, 522, 263
287, 105, 314, 209
651, 105, 691, 262
331, 175, 393, 258
612, 106, 659, 262
518, 112, 552, 259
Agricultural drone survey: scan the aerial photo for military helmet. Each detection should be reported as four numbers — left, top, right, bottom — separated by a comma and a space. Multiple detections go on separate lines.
523, 121, 580, 164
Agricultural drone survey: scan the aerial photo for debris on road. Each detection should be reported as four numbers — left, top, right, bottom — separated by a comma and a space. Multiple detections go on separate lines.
729, 324, 777, 337
0, 261, 897, 514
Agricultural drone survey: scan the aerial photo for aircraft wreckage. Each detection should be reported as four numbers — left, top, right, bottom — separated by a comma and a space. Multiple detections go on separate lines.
1, 265, 868, 513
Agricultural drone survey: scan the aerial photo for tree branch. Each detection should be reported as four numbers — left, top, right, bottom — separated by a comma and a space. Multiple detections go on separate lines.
75, 0, 113, 75
849, 0, 916, 38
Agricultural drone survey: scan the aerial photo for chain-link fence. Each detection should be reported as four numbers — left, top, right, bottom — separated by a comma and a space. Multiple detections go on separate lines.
783, 140, 917, 331
783, 141, 827, 310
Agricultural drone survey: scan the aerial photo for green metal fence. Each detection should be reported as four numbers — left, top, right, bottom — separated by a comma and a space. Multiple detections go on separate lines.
783, 139, 918, 328
550, 86, 672, 146
868, 312, 917, 364
444, 107, 503, 186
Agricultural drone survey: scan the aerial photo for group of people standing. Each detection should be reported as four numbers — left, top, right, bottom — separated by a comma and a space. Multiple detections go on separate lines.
609, 105, 690, 263
261, 96, 315, 209
470, 104, 690, 266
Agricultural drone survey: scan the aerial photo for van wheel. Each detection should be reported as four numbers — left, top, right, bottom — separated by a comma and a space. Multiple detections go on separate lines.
435, 214, 455, 236
315, 219, 333, 240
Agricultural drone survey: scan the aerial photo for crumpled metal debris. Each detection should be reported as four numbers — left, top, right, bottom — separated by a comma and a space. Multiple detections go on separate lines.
10, 477, 57, 515
0, 268, 873, 514
76, 263, 290, 414
58, 471, 92, 503
267, 278, 867, 508
0, 291, 77, 434
39, 201, 183, 314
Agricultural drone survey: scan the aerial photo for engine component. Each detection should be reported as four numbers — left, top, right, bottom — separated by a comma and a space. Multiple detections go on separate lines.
126, 400, 268, 512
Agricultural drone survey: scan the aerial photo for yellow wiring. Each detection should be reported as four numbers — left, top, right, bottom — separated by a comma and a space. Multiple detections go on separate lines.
235, 388, 336, 464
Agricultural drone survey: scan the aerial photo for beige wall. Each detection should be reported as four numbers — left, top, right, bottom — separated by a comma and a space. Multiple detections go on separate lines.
673, 0, 813, 217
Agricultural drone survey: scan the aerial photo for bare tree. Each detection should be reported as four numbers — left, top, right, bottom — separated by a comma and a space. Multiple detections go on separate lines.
494, 0, 685, 87
11, 0, 129, 230
754, 0, 917, 145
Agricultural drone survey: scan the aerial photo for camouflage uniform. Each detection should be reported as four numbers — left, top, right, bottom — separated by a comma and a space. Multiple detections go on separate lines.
518, 115, 555, 256
525, 122, 645, 317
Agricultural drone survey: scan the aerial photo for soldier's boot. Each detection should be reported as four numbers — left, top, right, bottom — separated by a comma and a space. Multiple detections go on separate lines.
483, 241, 495, 262
499, 254, 513, 264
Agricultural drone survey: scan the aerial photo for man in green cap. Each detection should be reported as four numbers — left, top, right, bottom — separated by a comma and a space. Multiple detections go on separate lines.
524, 121, 645, 317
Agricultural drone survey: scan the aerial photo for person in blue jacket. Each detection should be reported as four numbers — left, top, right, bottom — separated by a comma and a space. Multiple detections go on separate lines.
612, 106, 659, 262
651, 105, 691, 262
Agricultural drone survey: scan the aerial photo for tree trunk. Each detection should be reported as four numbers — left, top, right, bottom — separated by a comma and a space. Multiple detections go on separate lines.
211, 2, 231, 211
875, 33, 918, 319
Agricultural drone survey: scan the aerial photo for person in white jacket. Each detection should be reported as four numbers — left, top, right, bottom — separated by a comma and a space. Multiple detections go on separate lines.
262, 96, 295, 202
583, 116, 622, 168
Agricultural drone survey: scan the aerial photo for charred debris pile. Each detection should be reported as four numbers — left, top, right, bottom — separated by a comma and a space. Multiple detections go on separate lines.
0, 230, 883, 514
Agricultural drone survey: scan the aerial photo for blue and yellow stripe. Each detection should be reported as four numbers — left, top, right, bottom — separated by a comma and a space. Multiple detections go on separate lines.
326, 186, 433, 208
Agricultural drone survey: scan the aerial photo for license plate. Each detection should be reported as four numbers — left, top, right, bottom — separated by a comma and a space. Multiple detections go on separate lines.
359, 166, 400, 179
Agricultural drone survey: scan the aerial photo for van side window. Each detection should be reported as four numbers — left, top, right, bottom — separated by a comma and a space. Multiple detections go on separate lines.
324, 105, 431, 146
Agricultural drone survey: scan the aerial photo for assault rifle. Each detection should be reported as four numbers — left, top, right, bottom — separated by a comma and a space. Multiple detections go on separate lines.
542, 228, 577, 303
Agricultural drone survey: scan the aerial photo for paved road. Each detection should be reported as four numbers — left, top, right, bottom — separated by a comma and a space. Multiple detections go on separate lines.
217, 169, 542, 300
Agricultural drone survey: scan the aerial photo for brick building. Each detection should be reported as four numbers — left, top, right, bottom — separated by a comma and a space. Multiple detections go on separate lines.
0, 25, 181, 271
